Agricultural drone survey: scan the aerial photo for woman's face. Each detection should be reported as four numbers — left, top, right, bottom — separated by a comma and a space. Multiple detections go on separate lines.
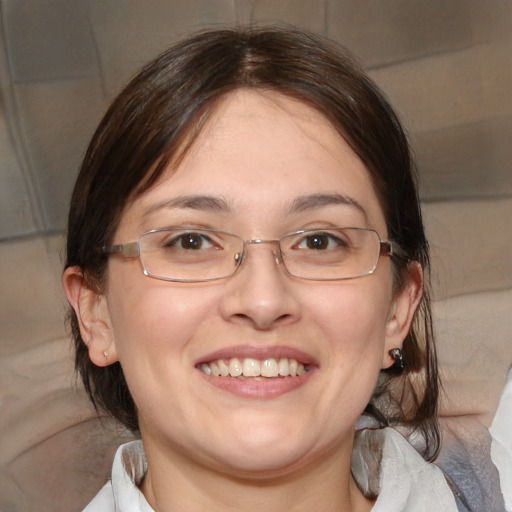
86, 90, 418, 477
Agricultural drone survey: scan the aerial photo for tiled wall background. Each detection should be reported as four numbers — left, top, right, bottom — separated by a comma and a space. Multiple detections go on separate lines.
0, 1, 511, 510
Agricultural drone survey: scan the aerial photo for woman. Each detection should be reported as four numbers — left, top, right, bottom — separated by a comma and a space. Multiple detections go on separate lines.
63, 27, 459, 511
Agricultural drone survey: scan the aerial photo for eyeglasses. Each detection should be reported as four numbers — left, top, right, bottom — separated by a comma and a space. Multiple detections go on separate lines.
102, 227, 397, 282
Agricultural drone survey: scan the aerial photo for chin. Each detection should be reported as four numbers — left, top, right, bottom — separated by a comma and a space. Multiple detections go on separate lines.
203, 421, 340, 477
213, 447, 313, 478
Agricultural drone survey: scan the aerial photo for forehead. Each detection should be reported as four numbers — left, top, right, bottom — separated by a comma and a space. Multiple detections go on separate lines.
184, 89, 358, 182
119, 90, 387, 236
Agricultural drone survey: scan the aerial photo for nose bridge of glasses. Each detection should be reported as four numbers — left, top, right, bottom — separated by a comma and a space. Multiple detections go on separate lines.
244, 238, 283, 265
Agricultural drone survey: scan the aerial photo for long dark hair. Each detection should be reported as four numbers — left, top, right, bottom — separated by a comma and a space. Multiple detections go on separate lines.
65, 26, 439, 459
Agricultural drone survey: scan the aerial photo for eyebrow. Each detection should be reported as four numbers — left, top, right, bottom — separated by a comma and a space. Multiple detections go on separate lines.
143, 195, 231, 217
288, 193, 367, 217
142, 192, 366, 219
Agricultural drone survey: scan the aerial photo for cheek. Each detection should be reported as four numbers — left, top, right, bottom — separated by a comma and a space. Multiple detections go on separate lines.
316, 276, 390, 324
286, 279, 394, 440
105, 280, 220, 421
106, 264, 219, 366
309, 278, 392, 367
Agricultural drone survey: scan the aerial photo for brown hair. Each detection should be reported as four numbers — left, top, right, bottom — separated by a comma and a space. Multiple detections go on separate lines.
65, 26, 439, 458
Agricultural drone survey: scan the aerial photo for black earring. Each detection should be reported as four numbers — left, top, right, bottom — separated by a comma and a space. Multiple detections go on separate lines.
389, 348, 404, 371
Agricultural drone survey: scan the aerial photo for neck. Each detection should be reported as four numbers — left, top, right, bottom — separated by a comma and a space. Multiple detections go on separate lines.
139, 433, 374, 512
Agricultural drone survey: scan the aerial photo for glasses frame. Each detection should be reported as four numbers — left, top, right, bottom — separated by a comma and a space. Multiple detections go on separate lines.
102, 226, 398, 283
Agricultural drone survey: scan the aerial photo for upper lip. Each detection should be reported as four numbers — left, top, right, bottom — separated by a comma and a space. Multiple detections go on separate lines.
195, 345, 318, 367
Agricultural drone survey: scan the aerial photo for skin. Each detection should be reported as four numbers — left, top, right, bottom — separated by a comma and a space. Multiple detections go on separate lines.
64, 90, 422, 512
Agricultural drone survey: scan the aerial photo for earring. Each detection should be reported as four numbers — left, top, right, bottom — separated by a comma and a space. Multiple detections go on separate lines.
103, 350, 108, 362
389, 348, 404, 370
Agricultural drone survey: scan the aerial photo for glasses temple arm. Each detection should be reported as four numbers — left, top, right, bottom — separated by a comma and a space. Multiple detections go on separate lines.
380, 240, 406, 260
102, 242, 140, 258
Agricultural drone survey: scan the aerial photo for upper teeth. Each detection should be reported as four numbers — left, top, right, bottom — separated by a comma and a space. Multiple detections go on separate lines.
199, 357, 308, 378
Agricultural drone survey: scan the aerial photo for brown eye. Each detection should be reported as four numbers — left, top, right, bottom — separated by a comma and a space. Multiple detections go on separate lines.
296, 232, 348, 251
180, 234, 204, 250
305, 234, 329, 250
164, 232, 215, 250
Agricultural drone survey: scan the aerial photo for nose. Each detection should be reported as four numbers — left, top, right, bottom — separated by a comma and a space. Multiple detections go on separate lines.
219, 241, 301, 330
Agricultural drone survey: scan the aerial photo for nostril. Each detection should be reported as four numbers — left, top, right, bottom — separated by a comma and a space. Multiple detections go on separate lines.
275, 312, 293, 325
231, 312, 294, 330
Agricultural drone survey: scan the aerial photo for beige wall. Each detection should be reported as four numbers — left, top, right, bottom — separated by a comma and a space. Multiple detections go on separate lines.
1, 1, 511, 510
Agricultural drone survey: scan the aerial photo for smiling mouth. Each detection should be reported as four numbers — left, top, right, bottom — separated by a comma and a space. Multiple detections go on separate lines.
198, 357, 311, 379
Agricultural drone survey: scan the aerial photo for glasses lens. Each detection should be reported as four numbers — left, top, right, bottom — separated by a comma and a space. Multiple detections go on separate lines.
281, 228, 381, 280
138, 228, 243, 282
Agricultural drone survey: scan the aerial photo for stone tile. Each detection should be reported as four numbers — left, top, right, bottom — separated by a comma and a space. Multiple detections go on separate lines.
88, 0, 238, 97
369, 47, 485, 133
0, 101, 38, 239
0, 338, 76, 466
251, 0, 326, 32
414, 116, 512, 201
1, 415, 133, 511
0, 335, 135, 510
434, 289, 512, 371
468, 0, 512, 44
3, 0, 100, 82
327, 0, 472, 68
434, 288, 512, 423
14, 78, 107, 231
478, 40, 512, 120
45, 232, 66, 283
235, 0, 253, 24
0, 236, 67, 357
423, 198, 512, 300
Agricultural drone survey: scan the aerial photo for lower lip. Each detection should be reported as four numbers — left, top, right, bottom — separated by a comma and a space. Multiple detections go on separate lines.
198, 369, 315, 399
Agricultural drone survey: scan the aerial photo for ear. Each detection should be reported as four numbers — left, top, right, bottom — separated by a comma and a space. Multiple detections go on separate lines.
382, 262, 423, 369
62, 266, 119, 367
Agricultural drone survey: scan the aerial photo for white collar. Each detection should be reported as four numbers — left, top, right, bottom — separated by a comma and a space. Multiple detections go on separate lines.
85, 427, 457, 511
352, 428, 457, 511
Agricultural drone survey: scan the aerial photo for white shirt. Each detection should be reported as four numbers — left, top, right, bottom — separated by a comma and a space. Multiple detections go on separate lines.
83, 427, 458, 511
